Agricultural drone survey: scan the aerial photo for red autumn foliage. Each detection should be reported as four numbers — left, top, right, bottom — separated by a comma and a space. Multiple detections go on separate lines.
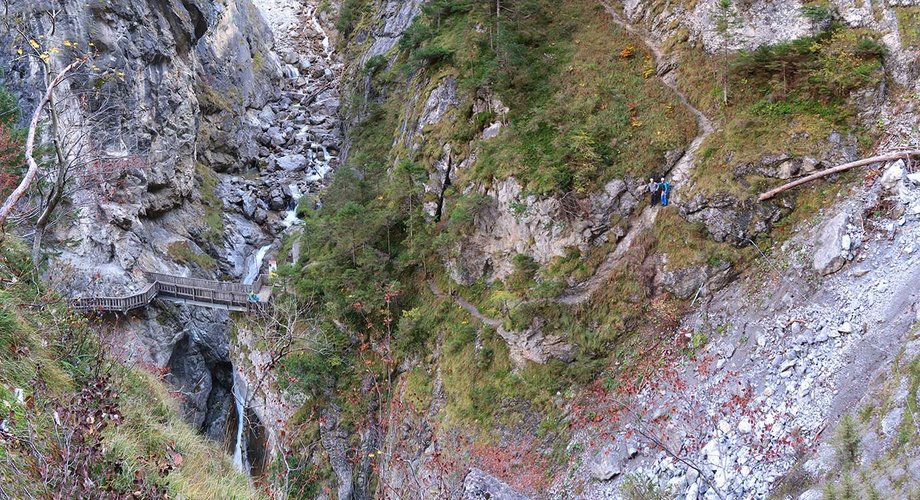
0, 124, 22, 201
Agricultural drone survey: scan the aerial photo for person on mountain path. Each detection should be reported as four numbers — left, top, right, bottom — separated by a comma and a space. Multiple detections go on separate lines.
648, 178, 660, 206
660, 177, 671, 207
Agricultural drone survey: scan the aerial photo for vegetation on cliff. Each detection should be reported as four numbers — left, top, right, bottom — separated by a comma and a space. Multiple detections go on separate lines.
0, 238, 256, 498
273, 0, 886, 496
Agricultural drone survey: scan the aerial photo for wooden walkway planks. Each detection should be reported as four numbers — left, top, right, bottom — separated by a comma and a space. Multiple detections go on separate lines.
71, 272, 271, 314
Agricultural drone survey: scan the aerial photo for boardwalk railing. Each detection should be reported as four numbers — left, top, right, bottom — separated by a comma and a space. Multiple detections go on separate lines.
72, 273, 270, 314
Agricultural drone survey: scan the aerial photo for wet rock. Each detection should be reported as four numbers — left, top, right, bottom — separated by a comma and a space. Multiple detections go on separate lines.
276, 153, 307, 171
268, 186, 288, 211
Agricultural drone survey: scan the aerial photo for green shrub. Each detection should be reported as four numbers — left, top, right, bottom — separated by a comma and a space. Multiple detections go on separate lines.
621, 473, 670, 500
363, 54, 388, 76
398, 20, 434, 52
404, 368, 433, 411
895, 7, 920, 48
802, 4, 835, 25
411, 45, 454, 66
336, 0, 368, 37
506, 254, 538, 291
166, 241, 217, 269
0, 85, 20, 125
195, 163, 225, 244
835, 414, 860, 469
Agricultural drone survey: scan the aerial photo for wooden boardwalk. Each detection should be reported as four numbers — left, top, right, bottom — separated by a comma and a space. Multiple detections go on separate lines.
72, 272, 271, 314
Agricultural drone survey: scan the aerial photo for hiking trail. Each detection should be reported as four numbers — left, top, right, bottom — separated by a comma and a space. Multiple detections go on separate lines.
428, 280, 503, 328
559, 3, 715, 306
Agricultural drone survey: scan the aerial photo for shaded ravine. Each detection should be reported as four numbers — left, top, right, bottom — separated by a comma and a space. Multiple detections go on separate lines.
558, 3, 715, 306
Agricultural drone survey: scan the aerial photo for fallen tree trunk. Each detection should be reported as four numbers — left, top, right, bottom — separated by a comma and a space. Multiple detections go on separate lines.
758, 150, 920, 201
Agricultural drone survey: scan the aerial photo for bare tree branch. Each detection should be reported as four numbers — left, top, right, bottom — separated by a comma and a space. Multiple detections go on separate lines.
0, 58, 83, 227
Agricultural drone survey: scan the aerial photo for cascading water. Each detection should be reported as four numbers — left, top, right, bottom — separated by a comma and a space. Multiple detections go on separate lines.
244, 244, 272, 285
231, 369, 250, 473
231, 244, 271, 476
309, 6, 331, 58
282, 184, 304, 228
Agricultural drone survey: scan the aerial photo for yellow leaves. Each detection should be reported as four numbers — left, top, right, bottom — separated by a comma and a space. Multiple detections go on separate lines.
619, 44, 636, 59
16, 48, 22, 56
28, 39, 39, 49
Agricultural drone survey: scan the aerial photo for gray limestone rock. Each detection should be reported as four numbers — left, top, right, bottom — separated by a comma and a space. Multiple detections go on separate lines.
463, 468, 529, 500
590, 444, 628, 481
812, 212, 851, 275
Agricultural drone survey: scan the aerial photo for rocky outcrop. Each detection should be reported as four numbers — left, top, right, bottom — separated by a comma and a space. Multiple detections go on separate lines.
360, 0, 427, 63
448, 177, 639, 285
622, 0, 919, 86
1, 0, 342, 460
655, 258, 735, 299
681, 191, 792, 245
497, 318, 576, 367
562, 158, 920, 498
811, 212, 852, 275
463, 468, 530, 500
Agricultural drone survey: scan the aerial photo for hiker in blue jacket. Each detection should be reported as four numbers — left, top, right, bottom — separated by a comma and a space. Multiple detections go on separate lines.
659, 177, 671, 206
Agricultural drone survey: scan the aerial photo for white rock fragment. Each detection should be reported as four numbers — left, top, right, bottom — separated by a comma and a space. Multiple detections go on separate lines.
738, 416, 753, 434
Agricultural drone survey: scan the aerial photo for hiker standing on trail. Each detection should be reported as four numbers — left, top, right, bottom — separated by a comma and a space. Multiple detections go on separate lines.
660, 177, 671, 207
648, 178, 660, 206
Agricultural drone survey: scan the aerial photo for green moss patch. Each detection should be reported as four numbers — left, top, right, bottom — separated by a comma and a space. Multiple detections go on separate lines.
167, 240, 217, 269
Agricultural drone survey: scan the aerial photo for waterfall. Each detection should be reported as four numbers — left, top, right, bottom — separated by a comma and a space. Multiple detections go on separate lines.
310, 6, 331, 58
244, 244, 271, 285
282, 184, 304, 228
231, 370, 250, 474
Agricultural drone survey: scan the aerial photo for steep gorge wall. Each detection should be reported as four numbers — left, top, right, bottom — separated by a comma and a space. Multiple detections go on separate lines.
0, 0, 326, 456
321, 0, 920, 497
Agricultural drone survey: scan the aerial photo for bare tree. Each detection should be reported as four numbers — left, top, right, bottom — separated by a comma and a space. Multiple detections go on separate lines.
0, 5, 136, 265
0, 57, 82, 228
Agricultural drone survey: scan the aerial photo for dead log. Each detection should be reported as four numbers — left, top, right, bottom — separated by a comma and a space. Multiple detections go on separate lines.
758, 150, 920, 201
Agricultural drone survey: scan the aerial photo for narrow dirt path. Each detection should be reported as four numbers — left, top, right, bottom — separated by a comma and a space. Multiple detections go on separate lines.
428, 280, 503, 328
558, 4, 715, 306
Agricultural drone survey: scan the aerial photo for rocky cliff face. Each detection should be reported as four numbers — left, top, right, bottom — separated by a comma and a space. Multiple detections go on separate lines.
324, 0, 920, 497
6, 0, 920, 496
0, 0, 340, 463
